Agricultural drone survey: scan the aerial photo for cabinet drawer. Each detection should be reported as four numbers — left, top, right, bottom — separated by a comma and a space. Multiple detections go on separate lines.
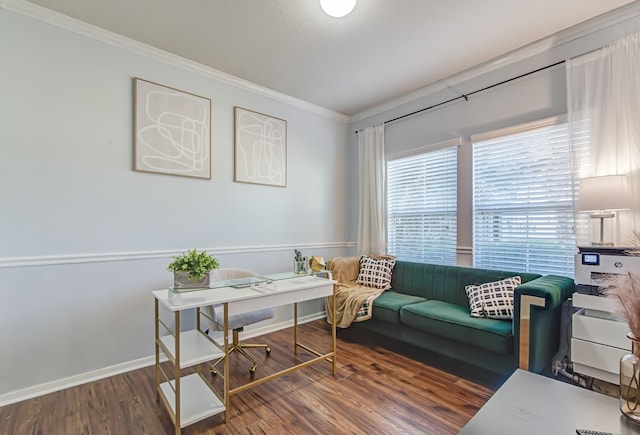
571, 338, 629, 376
573, 292, 618, 312
572, 309, 630, 350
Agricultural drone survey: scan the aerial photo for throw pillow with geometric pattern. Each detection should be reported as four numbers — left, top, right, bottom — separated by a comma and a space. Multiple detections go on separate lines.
356, 255, 397, 290
465, 276, 521, 320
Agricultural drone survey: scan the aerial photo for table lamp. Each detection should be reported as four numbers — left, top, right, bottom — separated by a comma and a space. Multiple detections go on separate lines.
577, 174, 632, 246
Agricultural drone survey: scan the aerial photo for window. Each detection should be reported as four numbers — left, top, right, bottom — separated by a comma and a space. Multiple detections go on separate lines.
472, 118, 583, 276
387, 141, 458, 265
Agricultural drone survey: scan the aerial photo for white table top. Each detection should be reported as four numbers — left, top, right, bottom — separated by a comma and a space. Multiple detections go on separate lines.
153, 274, 335, 312
460, 369, 640, 435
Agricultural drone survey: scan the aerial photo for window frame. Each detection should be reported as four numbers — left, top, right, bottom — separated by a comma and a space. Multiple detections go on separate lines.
386, 138, 460, 266
470, 116, 582, 277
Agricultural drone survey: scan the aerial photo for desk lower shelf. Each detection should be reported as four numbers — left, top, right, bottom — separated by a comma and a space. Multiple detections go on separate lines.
159, 373, 225, 428
158, 330, 225, 368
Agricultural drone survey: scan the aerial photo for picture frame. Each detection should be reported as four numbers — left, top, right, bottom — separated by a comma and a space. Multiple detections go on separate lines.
133, 78, 211, 179
234, 106, 287, 187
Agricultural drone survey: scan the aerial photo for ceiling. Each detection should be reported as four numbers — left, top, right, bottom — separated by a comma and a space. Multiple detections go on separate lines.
24, 0, 636, 117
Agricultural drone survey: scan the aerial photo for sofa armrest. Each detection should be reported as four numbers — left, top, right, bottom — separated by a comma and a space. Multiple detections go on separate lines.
513, 275, 575, 373
515, 275, 574, 311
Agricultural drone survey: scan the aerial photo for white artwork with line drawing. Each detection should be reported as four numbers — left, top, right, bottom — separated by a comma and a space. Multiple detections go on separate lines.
234, 107, 287, 187
134, 78, 211, 179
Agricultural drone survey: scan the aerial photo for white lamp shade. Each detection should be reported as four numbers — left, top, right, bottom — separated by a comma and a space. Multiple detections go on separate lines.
577, 174, 632, 212
320, 0, 357, 17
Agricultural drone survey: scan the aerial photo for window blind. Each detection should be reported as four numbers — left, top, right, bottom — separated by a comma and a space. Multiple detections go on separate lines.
387, 145, 457, 265
472, 121, 579, 276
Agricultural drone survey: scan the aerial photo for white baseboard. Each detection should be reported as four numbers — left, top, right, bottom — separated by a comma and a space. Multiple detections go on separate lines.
0, 311, 327, 407
0, 356, 155, 407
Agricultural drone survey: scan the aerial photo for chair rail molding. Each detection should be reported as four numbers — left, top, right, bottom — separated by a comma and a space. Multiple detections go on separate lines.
0, 242, 356, 268
456, 246, 473, 256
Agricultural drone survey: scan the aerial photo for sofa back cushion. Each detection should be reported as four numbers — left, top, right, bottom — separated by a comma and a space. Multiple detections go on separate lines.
390, 261, 541, 308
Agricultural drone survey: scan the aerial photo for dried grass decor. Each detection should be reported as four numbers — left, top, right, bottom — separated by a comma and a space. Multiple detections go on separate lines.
603, 232, 640, 338
605, 272, 640, 338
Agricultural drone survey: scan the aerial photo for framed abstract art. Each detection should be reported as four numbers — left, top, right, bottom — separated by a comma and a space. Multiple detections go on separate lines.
234, 106, 287, 187
134, 78, 211, 179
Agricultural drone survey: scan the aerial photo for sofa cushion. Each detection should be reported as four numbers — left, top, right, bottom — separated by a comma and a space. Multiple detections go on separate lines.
357, 255, 397, 290
371, 291, 427, 325
390, 261, 541, 307
465, 276, 521, 320
400, 300, 513, 355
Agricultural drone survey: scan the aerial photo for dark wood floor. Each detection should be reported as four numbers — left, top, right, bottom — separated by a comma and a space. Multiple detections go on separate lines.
1, 320, 499, 434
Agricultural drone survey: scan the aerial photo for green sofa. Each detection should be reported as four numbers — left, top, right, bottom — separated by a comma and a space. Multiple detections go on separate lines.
340, 260, 574, 376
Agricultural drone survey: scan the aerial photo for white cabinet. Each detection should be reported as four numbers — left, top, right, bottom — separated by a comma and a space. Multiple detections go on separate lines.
571, 292, 630, 385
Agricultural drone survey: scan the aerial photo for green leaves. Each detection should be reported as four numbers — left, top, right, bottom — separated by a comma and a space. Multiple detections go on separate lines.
167, 249, 220, 280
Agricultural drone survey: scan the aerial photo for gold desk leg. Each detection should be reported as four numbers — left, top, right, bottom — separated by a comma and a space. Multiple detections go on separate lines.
294, 302, 298, 355
223, 303, 229, 424
154, 299, 160, 401
174, 311, 181, 435
332, 284, 337, 376
519, 295, 545, 371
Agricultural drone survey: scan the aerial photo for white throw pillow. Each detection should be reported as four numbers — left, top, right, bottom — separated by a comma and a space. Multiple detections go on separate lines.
356, 255, 396, 290
465, 276, 521, 320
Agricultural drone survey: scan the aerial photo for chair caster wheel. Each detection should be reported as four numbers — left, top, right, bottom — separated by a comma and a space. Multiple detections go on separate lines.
249, 366, 256, 377
265, 347, 271, 355
210, 367, 217, 376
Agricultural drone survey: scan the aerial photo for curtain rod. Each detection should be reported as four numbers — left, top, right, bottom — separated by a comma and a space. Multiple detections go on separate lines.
355, 60, 566, 134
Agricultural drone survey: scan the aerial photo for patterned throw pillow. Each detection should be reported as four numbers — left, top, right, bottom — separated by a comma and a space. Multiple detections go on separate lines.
356, 255, 397, 290
465, 276, 521, 320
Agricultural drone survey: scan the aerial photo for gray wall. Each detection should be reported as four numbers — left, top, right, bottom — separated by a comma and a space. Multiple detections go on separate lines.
348, 4, 640, 266
0, 8, 353, 403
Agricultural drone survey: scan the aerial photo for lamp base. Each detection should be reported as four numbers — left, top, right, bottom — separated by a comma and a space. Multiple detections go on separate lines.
589, 213, 616, 247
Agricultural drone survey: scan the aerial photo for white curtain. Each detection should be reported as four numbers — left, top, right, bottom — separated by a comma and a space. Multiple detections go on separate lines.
357, 124, 387, 255
567, 33, 640, 245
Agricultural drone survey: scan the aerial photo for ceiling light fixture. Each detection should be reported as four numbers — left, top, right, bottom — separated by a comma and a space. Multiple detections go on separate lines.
320, 0, 357, 18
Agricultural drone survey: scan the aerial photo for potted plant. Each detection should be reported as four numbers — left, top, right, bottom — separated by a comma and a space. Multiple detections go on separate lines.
167, 249, 220, 289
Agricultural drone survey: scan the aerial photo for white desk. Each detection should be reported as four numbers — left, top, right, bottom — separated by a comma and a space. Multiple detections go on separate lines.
460, 369, 640, 435
152, 274, 336, 435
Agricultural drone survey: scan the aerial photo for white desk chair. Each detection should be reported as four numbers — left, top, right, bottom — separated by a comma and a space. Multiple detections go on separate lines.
205, 268, 275, 376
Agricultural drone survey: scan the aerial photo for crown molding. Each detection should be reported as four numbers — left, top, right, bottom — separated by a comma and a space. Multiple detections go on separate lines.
1, 0, 350, 124
350, 2, 640, 123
